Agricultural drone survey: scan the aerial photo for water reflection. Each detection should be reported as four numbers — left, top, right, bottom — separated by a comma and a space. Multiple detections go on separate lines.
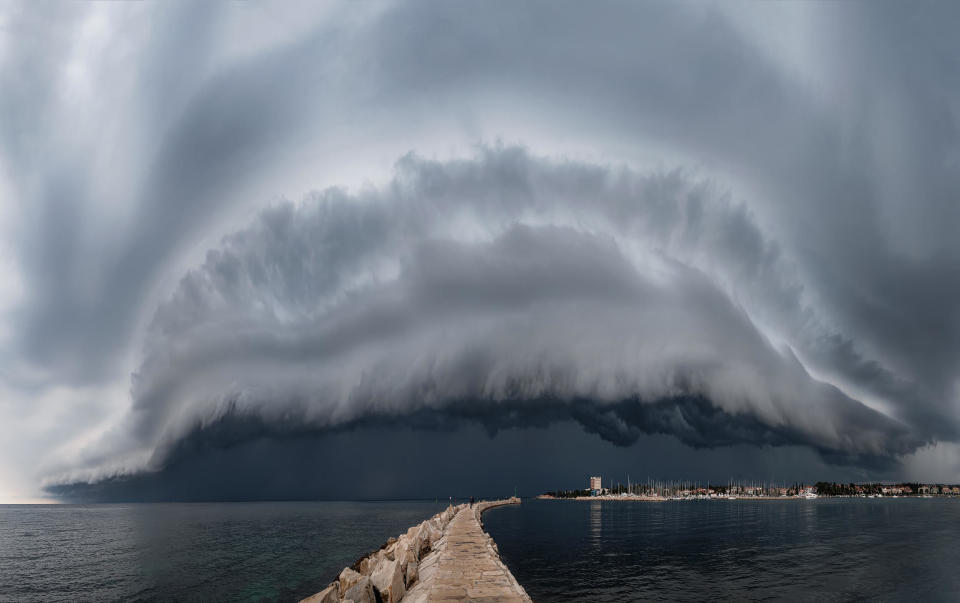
589, 501, 602, 549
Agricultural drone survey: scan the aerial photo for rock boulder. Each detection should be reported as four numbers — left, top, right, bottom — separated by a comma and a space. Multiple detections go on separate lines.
299, 582, 339, 603
342, 575, 378, 603
370, 556, 405, 603
338, 567, 362, 594
403, 549, 418, 587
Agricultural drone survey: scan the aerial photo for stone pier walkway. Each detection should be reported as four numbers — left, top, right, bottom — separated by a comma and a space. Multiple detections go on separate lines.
403, 499, 531, 603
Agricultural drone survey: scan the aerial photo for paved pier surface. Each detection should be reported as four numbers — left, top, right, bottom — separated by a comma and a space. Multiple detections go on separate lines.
404, 499, 531, 602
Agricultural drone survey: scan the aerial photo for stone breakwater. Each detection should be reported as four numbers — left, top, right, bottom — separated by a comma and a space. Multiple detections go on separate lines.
301, 498, 530, 603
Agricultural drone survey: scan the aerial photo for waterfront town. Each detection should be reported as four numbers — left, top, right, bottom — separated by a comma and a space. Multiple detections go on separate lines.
539, 476, 960, 501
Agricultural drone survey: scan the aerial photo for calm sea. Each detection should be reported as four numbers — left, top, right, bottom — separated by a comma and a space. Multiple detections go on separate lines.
483, 498, 960, 602
0, 501, 446, 602
3, 498, 958, 602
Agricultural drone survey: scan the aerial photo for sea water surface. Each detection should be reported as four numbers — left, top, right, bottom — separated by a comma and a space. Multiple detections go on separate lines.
0, 500, 446, 602
483, 497, 960, 602
4, 498, 958, 602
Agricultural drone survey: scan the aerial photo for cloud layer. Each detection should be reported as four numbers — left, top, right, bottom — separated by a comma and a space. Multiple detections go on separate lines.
62, 148, 925, 485
1, 1, 959, 498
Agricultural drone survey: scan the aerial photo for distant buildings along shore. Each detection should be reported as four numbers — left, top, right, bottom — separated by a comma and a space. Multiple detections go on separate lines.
538, 478, 960, 500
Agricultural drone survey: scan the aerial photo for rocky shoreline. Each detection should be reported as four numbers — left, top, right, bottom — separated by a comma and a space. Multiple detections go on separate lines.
301, 498, 526, 603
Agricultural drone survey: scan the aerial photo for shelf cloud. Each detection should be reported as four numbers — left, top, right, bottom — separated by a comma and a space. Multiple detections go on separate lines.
47, 148, 935, 490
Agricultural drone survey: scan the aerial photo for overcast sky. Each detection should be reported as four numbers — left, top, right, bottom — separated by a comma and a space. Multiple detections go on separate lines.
2, 1, 959, 502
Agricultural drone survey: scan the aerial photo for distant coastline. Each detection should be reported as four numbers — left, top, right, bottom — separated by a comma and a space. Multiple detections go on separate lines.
540, 480, 960, 502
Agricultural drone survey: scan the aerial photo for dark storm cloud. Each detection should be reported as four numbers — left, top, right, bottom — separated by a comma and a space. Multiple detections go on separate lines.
1, 1, 959, 497
53, 147, 921, 488
48, 416, 879, 503
355, 0, 960, 442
